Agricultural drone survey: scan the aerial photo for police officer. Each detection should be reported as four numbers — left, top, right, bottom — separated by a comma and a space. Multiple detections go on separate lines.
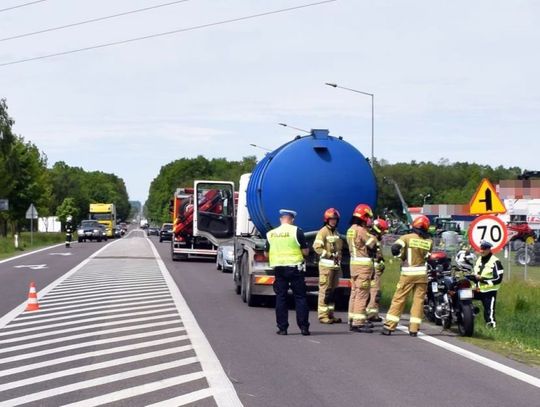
313, 208, 343, 324
473, 240, 503, 328
347, 204, 377, 333
366, 218, 389, 323
265, 209, 310, 336
382, 215, 433, 337
65, 215, 74, 248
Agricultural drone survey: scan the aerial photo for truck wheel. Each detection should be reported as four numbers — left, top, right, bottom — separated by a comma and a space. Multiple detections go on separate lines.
246, 275, 259, 307
240, 254, 249, 303
515, 247, 534, 266
78, 238, 83, 243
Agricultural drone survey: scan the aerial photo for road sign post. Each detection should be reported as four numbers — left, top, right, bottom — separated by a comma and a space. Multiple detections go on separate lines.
25, 204, 38, 247
468, 215, 509, 253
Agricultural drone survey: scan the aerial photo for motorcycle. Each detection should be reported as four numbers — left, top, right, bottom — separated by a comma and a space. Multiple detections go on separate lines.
424, 251, 476, 336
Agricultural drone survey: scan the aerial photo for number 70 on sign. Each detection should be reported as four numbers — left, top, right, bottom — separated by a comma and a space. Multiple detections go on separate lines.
468, 215, 509, 253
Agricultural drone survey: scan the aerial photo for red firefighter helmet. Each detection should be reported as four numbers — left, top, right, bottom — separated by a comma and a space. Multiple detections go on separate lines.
352, 204, 373, 222
373, 218, 389, 234
323, 208, 341, 222
411, 215, 430, 231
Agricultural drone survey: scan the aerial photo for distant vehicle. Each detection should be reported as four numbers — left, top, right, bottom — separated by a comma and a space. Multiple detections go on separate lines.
159, 223, 173, 242
119, 222, 128, 232
77, 220, 107, 242
114, 225, 123, 238
147, 227, 160, 236
89, 203, 116, 238
216, 244, 234, 272
140, 218, 149, 229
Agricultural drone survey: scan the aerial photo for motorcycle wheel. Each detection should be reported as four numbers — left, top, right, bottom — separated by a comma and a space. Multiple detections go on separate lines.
457, 304, 474, 337
425, 298, 437, 323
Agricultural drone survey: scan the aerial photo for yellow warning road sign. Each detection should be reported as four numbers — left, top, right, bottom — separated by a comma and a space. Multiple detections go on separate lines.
469, 178, 506, 215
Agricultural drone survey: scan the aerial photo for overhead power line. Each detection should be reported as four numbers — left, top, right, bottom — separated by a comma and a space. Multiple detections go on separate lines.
0, 0, 47, 13
0, 0, 337, 68
0, 0, 190, 43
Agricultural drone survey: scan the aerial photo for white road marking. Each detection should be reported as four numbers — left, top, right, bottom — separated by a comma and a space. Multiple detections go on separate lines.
39, 287, 170, 303
0, 307, 177, 335
0, 313, 179, 344
0, 339, 191, 377
0, 243, 64, 264
15, 298, 172, 320
13, 264, 48, 269
393, 323, 540, 388
0, 238, 123, 330
41, 282, 168, 298
146, 388, 214, 407
148, 238, 244, 406
49, 252, 72, 256
0, 345, 191, 392
7, 303, 175, 327
36, 292, 171, 310
49, 279, 166, 292
0, 357, 200, 406
62, 371, 207, 407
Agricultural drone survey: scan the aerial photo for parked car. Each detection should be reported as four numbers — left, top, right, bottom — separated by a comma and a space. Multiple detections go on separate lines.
147, 226, 160, 236
159, 223, 174, 242
77, 220, 107, 242
216, 244, 234, 272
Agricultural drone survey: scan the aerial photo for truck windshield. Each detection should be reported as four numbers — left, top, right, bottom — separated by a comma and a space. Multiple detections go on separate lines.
90, 213, 112, 221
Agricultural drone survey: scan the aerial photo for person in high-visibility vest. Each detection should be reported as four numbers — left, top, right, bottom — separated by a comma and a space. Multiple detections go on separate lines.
313, 208, 343, 324
366, 218, 389, 322
382, 215, 433, 337
473, 240, 503, 328
347, 204, 377, 333
265, 209, 310, 336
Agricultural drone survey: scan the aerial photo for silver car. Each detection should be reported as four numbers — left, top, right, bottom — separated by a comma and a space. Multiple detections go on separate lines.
216, 244, 234, 272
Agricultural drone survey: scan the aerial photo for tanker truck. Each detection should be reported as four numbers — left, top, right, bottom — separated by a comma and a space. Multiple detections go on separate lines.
190, 129, 378, 306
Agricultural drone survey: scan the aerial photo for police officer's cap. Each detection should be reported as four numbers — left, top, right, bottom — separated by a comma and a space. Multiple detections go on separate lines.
479, 240, 493, 249
279, 209, 297, 218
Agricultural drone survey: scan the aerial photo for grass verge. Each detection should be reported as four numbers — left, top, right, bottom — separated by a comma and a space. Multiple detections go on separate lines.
0, 232, 65, 260
380, 255, 540, 366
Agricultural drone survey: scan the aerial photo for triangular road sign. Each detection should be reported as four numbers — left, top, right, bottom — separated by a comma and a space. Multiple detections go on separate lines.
469, 178, 506, 215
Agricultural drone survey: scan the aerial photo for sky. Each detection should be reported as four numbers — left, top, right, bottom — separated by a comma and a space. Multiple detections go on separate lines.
1, 0, 539, 203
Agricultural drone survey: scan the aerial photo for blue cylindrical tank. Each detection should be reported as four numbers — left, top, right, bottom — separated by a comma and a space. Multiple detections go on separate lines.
247, 129, 377, 235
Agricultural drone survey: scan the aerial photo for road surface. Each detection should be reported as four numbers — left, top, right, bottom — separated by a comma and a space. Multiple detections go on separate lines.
0, 230, 538, 406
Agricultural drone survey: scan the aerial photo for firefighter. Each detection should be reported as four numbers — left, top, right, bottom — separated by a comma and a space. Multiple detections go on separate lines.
347, 204, 377, 333
265, 209, 310, 336
382, 215, 433, 337
473, 240, 503, 328
366, 218, 389, 322
313, 208, 343, 324
65, 215, 74, 248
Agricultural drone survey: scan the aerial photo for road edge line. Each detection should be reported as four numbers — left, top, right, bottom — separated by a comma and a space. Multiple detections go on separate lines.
0, 243, 66, 265
393, 324, 540, 388
0, 238, 122, 330
147, 238, 243, 407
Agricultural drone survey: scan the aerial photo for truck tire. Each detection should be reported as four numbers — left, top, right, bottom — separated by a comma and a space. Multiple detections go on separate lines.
245, 274, 259, 307
78, 238, 83, 243
240, 254, 249, 303
515, 247, 534, 266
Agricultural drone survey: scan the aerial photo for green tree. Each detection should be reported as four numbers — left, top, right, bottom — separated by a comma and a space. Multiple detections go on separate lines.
56, 197, 80, 224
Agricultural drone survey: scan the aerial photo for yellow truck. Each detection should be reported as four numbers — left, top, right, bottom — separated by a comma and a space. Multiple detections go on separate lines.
89, 203, 117, 238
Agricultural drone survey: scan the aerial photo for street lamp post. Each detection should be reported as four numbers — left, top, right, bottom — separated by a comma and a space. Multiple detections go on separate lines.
325, 82, 374, 167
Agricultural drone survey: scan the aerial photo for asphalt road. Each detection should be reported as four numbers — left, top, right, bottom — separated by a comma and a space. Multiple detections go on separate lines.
151, 236, 540, 407
0, 232, 538, 406
0, 239, 109, 316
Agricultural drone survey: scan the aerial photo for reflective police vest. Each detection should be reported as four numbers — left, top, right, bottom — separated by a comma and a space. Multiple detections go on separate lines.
473, 255, 501, 293
267, 223, 304, 267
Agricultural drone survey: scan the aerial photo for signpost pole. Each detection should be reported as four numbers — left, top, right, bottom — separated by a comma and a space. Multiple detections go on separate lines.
30, 215, 33, 247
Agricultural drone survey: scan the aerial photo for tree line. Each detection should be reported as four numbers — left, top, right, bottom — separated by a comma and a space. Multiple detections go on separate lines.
0, 98, 130, 236
145, 155, 521, 225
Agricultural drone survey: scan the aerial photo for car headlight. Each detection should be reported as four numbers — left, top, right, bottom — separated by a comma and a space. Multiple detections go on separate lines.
225, 250, 234, 259
78, 229, 83, 234
94, 229, 100, 233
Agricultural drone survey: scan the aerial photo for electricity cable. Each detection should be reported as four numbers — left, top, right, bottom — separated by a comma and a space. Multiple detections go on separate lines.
0, 0, 336, 68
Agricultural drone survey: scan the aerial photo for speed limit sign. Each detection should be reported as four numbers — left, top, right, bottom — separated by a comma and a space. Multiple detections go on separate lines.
468, 215, 508, 253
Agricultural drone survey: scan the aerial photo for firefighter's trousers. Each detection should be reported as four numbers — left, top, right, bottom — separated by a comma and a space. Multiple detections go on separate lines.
366, 269, 383, 319
318, 266, 340, 321
384, 274, 427, 333
348, 266, 372, 326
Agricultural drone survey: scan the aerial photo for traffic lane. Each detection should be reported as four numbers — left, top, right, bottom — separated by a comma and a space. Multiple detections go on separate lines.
0, 240, 110, 317
152, 238, 540, 407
